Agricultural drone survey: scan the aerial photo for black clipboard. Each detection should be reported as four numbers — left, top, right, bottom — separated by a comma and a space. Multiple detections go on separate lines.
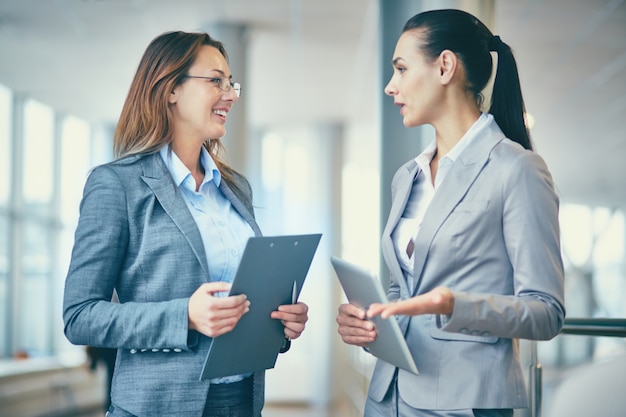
200, 233, 322, 380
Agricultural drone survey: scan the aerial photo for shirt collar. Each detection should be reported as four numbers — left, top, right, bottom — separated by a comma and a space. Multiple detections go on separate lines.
415, 140, 438, 172
414, 112, 492, 168
445, 112, 491, 162
159, 145, 222, 188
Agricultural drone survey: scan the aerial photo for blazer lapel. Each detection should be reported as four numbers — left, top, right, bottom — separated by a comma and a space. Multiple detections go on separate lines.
219, 181, 262, 237
411, 120, 506, 295
382, 159, 421, 297
140, 153, 211, 279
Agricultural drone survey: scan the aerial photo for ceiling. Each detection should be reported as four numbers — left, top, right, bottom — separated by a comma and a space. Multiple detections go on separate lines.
0, 0, 625, 208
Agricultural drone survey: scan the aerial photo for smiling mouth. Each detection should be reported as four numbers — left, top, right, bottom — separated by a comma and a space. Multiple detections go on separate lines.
213, 109, 227, 118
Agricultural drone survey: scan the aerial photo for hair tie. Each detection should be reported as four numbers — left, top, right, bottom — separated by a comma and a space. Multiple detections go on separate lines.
488, 35, 503, 52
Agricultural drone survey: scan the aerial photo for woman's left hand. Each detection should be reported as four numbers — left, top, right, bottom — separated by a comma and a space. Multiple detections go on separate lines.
367, 286, 455, 319
271, 302, 309, 340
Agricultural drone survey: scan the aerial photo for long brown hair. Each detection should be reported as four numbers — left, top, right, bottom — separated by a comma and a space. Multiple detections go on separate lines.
114, 31, 244, 192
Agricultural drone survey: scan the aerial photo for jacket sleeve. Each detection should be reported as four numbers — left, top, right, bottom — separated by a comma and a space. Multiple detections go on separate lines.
62, 165, 193, 350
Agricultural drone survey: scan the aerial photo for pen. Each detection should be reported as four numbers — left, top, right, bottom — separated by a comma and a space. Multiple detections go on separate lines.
279, 281, 298, 352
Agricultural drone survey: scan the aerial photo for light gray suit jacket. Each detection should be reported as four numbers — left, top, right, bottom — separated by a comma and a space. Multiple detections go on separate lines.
368, 119, 565, 410
63, 152, 265, 417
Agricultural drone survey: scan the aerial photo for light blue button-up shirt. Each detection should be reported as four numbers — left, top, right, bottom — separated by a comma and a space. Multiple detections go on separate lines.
160, 145, 254, 384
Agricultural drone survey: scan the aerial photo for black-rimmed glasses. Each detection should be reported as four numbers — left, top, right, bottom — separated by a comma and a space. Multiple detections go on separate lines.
184, 75, 242, 97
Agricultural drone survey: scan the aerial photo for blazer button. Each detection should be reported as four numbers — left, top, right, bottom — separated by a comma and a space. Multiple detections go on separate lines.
163, 349, 171, 352
152, 348, 159, 352
481, 331, 491, 337
459, 328, 469, 334
140, 349, 148, 352
130, 349, 137, 354
174, 348, 182, 353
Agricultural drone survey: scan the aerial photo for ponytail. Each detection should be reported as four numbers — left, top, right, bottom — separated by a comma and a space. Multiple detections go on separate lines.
403, 10, 533, 151
488, 36, 532, 150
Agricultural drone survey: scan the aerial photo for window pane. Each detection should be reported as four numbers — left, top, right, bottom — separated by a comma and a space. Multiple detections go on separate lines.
0, 216, 8, 358
0, 83, 11, 206
55, 116, 92, 355
0, 84, 11, 358
91, 124, 114, 167
19, 222, 52, 356
60, 115, 91, 225
22, 98, 54, 215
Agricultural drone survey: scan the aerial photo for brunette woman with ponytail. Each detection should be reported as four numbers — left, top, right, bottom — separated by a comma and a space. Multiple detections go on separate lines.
337, 9, 564, 417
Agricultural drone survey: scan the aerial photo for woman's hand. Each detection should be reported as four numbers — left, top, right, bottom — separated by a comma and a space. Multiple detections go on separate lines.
367, 286, 454, 319
271, 302, 309, 340
336, 303, 377, 347
188, 282, 250, 338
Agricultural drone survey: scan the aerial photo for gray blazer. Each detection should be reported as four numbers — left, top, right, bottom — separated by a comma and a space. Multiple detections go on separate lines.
368, 119, 565, 410
63, 152, 265, 417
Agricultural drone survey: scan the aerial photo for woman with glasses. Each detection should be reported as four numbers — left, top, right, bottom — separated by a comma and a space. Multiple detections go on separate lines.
63, 31, 308, 417
336, 9, 565, 417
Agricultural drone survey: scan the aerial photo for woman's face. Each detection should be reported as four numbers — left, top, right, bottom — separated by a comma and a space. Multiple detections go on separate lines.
384, 31, 443, 128
169, 45, 239, 143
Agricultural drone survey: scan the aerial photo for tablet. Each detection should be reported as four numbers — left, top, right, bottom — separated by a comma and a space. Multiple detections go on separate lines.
200, 234, 322, 380
331, 256, 419, 374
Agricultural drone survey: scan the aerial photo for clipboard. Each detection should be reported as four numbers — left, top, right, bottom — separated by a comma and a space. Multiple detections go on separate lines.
200, 233, 322, 380
330, 256, 419, 374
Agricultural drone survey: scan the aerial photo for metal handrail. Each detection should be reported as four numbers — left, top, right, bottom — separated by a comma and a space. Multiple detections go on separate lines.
560, 318, 626, 337
529, 317, 626, 417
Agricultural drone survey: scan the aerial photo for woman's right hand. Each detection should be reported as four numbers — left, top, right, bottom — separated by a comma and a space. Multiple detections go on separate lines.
336, 303, 377, 347
188, 282, 250, 338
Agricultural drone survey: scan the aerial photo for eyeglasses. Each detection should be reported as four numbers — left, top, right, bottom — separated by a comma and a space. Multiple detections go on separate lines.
183, 75, 242, 97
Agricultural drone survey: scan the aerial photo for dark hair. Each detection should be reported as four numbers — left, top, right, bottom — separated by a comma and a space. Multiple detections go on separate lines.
403, 9, 532, 150
114, 31, 251, 206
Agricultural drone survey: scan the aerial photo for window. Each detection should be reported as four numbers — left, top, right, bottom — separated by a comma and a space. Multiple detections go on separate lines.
0, 84, 11, 358
0, 84, 10, 206
15, 98, 55, 357
0, 92, 106, 359
60, 116, 91, 225
56, 116, 91, 354
19, 222, 53, 356
22, 99, 54, 215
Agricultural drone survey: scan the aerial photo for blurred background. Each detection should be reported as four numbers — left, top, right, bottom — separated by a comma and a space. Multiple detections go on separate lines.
0, 0, 625, 416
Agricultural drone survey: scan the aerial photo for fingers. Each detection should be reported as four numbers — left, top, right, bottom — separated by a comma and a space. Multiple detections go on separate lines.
271, 302, 309, 340
195, 301, 250, 337
367, 297, 420, 319
366, 287, 455, 319
188, 284, 250, 338
336, 303, 376, 347
200, 281, 233, 296
367, 301, 407, 319
366, 303, 387, 318
282, 321, 306, 340
338, 302, 367, 320
274, 301, 308, 315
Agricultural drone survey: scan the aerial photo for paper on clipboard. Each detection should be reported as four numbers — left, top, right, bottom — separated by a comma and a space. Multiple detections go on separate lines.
200, 234, 322, 380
